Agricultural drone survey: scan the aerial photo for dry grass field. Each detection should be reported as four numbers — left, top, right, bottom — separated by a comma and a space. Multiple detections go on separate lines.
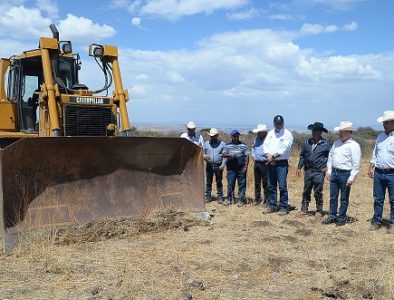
1, 155, 394, 300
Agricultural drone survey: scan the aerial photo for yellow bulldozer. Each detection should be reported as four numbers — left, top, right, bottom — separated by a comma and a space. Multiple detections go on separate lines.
0, 25, 205, 251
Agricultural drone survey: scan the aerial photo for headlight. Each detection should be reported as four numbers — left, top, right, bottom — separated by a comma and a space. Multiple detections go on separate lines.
89, 44, 104, 58
60, 41, 72, 53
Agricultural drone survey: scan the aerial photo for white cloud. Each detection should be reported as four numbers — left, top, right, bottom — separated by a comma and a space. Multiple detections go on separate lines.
295, 0, 365, 11
136, 73, 149, 80
35, 0, 58, 17
0, 0, 26, 10
0, 5, 52, 39
0, 38, 36, 57
226, 8, 259, 21
131, 17, 141, 27
300, 23, 333, 35
126, 0, 144, 13
165, 71, 185, 83
109, 0, 130, 9
294, 0, 365, 11
300, 21, 357, 35
57, 14, 116, 42
343, 21, 358, 31
114, 0, 249, 21
325, 24, 338, 33
297, 55, 382, 81
269, 14, 294, 21
104, 28, 394, 127
131, 84, 147, 96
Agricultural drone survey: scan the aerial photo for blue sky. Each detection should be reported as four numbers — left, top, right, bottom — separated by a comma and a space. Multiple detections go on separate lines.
0, 0, 393, 130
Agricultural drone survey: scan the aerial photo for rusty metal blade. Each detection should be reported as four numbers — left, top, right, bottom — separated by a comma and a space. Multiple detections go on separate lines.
0, 137, 205, 250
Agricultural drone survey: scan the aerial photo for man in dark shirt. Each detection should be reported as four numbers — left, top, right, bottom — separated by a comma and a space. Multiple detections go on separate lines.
297, 122, 331, 217
223, 129, 250, 207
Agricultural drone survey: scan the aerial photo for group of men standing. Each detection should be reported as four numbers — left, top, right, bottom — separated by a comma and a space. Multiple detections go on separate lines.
182, 115, 295, 213
181, 110, 394, 231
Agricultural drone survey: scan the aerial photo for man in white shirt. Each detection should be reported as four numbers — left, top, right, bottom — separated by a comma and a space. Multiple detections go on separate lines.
180, 121, 204, 147
262, 115, 294, 215
368, 111, 394, 232
322, 121, 361, 226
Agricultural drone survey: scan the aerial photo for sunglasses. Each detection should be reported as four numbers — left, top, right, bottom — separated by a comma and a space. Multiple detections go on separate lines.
383, 120, 394, 124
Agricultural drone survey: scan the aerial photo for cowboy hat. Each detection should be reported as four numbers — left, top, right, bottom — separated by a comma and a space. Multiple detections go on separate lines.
334, 121, 357, 132
377, 111, 394, 123
186, 121, 196, 129
252, 124, 268, 133
307, 122, 328, 133
208, 128, 219, 136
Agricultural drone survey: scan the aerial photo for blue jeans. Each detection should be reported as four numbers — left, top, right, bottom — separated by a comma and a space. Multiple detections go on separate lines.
267, 160, 289, 211
372, 169, 394, 225
227, 169, 246, 203
329, 170, 351, 223
205, 163, 223, 199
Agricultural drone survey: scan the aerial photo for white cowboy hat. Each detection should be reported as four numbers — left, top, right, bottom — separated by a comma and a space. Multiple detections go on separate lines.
186, 121, 196, 129
252, 124, 268, 133
208, 128, 219, 136
334, 121, 357, 132
377, 110, 394, 123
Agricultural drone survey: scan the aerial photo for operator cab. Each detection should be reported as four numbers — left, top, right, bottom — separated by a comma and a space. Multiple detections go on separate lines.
7, 55, 80, 132
7, 57, 42, 132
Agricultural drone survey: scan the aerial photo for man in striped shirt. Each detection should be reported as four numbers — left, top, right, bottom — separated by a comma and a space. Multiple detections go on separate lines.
203, 128, 226, 203
223, 129, 250, 207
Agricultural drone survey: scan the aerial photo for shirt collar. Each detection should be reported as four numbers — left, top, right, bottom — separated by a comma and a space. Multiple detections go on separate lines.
310, 138, 323, 144
275, 128, 284, 134
309, 137, 325, 144
340, 138, 352, 144
210, 139, 220, 145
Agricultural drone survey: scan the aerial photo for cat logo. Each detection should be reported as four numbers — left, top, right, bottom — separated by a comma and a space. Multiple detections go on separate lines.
70, 97, 109, 104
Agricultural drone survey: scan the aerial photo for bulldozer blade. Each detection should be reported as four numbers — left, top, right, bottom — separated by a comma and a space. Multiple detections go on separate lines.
0, 137, 205, 251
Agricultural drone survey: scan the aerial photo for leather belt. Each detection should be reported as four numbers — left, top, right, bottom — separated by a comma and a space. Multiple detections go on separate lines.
375, 168, 394, 174
332, 167, 351, 173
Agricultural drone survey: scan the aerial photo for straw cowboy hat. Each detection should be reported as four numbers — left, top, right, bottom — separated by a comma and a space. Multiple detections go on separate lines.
334, 121, 357, 132
377, 111, 394, 123
208, 128, 219, 136
252, 124, 268, 133
186, 121, 196, 129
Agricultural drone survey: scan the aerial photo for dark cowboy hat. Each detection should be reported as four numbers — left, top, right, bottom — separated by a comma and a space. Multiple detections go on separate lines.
307, 122, 328, 133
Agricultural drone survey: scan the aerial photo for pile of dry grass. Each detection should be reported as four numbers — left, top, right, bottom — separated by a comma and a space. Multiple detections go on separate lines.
12, 209, 209, 249
54, 209, 209, 245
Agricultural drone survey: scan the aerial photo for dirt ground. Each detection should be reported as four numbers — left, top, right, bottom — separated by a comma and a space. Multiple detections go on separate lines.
1, 159, 394, 300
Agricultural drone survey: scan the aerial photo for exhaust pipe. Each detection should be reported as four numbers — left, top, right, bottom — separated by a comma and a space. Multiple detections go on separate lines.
49, 24, 59, 41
